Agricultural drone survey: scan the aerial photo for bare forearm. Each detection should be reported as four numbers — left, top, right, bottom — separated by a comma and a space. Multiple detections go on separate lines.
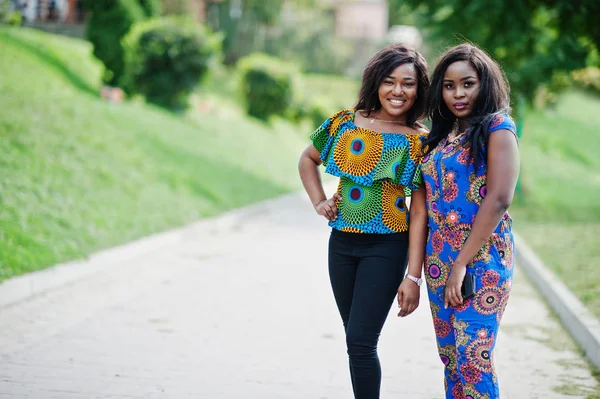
407, 211, 427, 277
406, 188, 427, 277
298, 155, 326, 207
455, 198, 508, 267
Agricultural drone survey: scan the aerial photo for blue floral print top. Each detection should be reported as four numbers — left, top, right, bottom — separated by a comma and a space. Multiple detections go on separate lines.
422, 114, 518, 283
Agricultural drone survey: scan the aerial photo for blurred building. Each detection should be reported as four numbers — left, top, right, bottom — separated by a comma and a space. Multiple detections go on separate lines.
12, 0, 85, 37
14, 0, 222, 24
14, 0, 83, 23
317, 0, 389, 76
330, 0, 388, 40
187, 0, 224, 23
387, 25, 422, 48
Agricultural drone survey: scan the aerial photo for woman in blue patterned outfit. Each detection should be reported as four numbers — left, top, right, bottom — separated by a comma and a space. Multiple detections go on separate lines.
298, 44, 430, 399
418, 44, 520, 398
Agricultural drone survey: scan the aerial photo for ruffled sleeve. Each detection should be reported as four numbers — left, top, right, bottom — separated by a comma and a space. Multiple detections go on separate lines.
310, 109, 426, 192
408, 150, 424, 193
372, 133, 426, 192
403, 134, 426, 195
309, 110, 354, 166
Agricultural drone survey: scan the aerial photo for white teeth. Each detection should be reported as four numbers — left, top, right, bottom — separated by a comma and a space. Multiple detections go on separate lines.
390, 99, 405, 106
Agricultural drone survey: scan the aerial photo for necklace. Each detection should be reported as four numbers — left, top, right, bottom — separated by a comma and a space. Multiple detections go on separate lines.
369, 116, 406, 125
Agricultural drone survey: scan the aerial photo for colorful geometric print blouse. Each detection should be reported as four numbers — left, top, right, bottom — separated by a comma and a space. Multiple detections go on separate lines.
310, 109, 427, 234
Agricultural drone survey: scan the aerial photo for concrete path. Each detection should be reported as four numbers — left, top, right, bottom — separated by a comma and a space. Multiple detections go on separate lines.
0, 192, 598, 398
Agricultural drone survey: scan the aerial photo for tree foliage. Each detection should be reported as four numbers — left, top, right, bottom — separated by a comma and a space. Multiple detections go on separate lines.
393, 0, 600, 103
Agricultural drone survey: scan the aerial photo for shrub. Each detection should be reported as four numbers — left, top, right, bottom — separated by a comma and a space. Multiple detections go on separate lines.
287, 95, 336, 127
238, 53, 299, 121
6, 11, 22, 26
0, 0, 22, 26
533, 70, 574, 109
306, 96, 335, 128
285, 98, 309, 124
139, 0, 161, 17
84, 0, 145, 85
122, 17, 222, 110
0, 0, 8, 20
571, 67, 600, 95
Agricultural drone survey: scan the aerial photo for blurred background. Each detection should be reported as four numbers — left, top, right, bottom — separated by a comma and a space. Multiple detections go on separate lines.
0, 0, 598, 330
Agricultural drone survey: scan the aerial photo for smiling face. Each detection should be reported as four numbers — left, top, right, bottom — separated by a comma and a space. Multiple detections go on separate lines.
377, 63, 418, 122
442, 60, 481, 119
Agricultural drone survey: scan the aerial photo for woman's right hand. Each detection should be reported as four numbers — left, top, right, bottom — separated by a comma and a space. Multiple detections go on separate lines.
314, 193, 342, 221
397, 278, 420, 317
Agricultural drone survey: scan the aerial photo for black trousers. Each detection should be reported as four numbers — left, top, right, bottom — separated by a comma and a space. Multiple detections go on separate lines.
328, 229, 409, 399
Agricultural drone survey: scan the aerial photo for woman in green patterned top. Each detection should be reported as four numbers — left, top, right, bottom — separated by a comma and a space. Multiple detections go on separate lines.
298, 44, 430, 398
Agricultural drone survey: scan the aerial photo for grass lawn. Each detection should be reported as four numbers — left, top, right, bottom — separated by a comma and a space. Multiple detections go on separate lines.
0, 26, 306, 281
1, 25, 598, 320
512, 91, 600, 317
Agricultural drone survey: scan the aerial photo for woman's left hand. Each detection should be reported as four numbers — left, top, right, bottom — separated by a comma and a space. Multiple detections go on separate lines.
444, 264, 467, 308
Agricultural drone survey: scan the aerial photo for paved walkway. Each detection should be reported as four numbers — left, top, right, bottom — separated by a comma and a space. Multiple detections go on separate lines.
0, 192, 598, 398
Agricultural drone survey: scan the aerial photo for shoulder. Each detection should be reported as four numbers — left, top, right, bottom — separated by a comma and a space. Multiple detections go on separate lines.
488, 113, 516, 133
330, 109, 354, 124
488, 113, 518, 144
322, 109, 355, 136
410, 120, 428, 133
317, 109, 354, 128
416, 125, 429, 136
408, 123, 429, 143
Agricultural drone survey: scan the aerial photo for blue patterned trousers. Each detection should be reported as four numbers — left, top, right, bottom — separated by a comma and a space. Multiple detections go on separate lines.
425, 255, 513, 399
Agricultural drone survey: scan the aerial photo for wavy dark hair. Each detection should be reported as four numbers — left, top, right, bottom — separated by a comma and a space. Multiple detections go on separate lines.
354, 44, 430, 128
423, 43, 511, 165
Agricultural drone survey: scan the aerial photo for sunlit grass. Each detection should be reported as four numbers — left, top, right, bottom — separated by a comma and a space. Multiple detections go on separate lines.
512, 90, 600, 316
0, 26, 305, 280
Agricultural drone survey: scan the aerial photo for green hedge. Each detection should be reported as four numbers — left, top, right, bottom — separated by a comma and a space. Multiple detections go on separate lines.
238, 53, 299, 121
122, 17, 221, 110
139, 0, 161, 17
572, 67, 600, 95
0, 1, 22, 26
85, 0, 146, 85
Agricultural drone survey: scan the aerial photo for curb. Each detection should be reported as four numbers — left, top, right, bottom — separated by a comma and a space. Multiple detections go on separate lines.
514, 232, 600, 369
0, 190, 306, 309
